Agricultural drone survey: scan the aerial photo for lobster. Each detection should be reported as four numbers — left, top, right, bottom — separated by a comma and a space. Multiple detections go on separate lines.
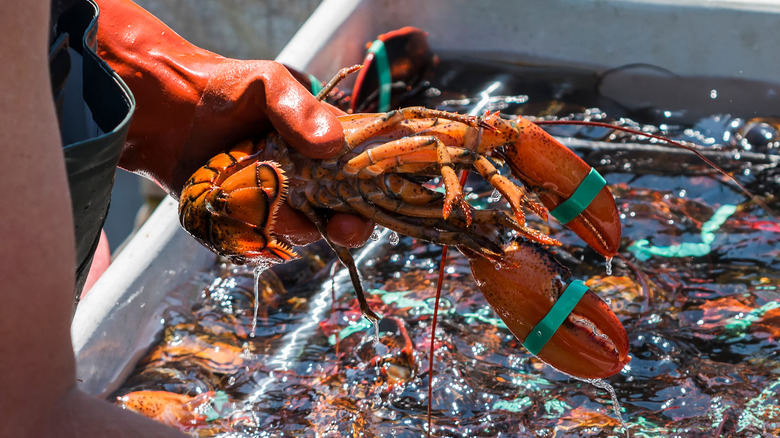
178, 70, 630, 380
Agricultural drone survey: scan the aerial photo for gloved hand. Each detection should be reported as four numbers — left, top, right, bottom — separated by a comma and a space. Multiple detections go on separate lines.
95, 0, 373, 248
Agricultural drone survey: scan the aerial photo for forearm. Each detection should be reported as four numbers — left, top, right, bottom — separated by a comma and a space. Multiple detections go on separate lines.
0, 2, 202, 436
0, 0, 78, 436
94, 0, 218, 193
94, 0, 345, 197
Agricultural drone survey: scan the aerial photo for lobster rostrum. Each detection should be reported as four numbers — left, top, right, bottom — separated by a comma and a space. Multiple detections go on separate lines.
178, 72, 629, 379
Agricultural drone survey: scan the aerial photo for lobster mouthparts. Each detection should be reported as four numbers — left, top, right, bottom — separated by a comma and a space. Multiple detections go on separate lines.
465, 242, 630, 379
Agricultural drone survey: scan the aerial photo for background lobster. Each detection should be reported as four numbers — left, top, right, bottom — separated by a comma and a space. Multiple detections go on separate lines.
177, 66, 630, 380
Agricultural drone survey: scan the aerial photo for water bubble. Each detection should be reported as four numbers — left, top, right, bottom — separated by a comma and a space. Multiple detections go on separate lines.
370, 229, 380, 241
490, 189, 502, 202
605, 257, 613, 276
710, 89, 718, 99
389, 232, 399, 246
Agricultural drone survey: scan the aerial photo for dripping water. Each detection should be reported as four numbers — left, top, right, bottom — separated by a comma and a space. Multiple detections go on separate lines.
605, 257, 613, 276
251, 265, 262, 337
371, 318, 381, 347
583, 377, 630, 438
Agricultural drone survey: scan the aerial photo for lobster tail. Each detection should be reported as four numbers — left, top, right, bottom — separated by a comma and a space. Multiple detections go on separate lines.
178, 145, 297, 264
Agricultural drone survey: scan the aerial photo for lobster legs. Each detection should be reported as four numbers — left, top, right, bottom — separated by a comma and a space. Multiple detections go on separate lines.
338, 107, 620, 257
344, 135, 473, 224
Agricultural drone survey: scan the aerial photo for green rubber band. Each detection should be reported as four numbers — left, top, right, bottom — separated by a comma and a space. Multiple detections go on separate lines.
308, 74, 322, 96
550, 168, 607, 225
523, 280, 589, 356
628, 204, 737, 261
366, 39, 392, 112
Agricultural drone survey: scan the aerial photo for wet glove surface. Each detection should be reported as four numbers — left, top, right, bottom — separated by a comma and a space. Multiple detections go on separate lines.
95, 0, 372, 248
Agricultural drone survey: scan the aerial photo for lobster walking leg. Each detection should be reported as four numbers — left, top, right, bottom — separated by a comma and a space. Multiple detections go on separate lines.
342, 193, 503, 256
340, 107, 489, 154
293, 202, 381, 322
344, 135, 473, 223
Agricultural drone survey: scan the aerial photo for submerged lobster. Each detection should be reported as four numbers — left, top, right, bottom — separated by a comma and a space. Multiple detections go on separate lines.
178, 70, 630, 380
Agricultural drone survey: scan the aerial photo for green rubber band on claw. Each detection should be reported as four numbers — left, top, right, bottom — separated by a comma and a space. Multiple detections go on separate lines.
308, 74, 322, 96
550, 168, 607, 225
523, 280, 589, 356
366, 39, 392, 112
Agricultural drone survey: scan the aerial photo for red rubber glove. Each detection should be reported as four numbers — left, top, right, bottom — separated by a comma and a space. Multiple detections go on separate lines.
95, 0, 372, 248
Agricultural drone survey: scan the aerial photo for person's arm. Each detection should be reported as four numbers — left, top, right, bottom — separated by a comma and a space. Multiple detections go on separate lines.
0, 2, 185, 437
95, 0, 373, 249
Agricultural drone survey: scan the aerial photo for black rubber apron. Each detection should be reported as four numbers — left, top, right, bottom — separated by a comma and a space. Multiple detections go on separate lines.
50, 0, 136, 301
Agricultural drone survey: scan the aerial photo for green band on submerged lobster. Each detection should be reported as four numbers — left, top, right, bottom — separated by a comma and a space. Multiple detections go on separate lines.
366, 39, 392, 112
523, 280, 589, 356
308, 74, 323, 96
550, 168, 606, 225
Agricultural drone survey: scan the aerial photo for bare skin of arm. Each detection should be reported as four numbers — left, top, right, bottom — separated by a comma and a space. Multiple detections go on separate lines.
0, 2, 185, 436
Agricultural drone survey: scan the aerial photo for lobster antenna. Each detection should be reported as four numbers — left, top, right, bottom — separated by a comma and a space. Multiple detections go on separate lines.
315, 64, 363, 102
535, 119, 777, 217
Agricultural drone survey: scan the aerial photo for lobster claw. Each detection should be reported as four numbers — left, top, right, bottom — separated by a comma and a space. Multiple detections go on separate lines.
463, 242, 630, 379
351, 26, 438, 113
501, 118, 621, 258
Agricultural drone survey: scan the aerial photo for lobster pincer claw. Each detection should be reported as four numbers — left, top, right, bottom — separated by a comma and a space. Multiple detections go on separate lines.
462, 242, 630, 379
496, 117, 622, 258
351, 26, 438, 113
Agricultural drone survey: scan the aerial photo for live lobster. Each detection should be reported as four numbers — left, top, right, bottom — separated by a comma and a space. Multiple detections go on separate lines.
178, 68, 630, 380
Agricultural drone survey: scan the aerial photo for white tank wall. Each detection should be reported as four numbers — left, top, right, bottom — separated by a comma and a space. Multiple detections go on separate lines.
134, 0, 323, 59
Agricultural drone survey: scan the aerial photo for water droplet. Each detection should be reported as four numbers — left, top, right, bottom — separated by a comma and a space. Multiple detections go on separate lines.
489, 189, 502, 202
370, 228, 380, 241
710, 89, 718, 99
389, 232, 399, 246
605, 257, 613, 276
